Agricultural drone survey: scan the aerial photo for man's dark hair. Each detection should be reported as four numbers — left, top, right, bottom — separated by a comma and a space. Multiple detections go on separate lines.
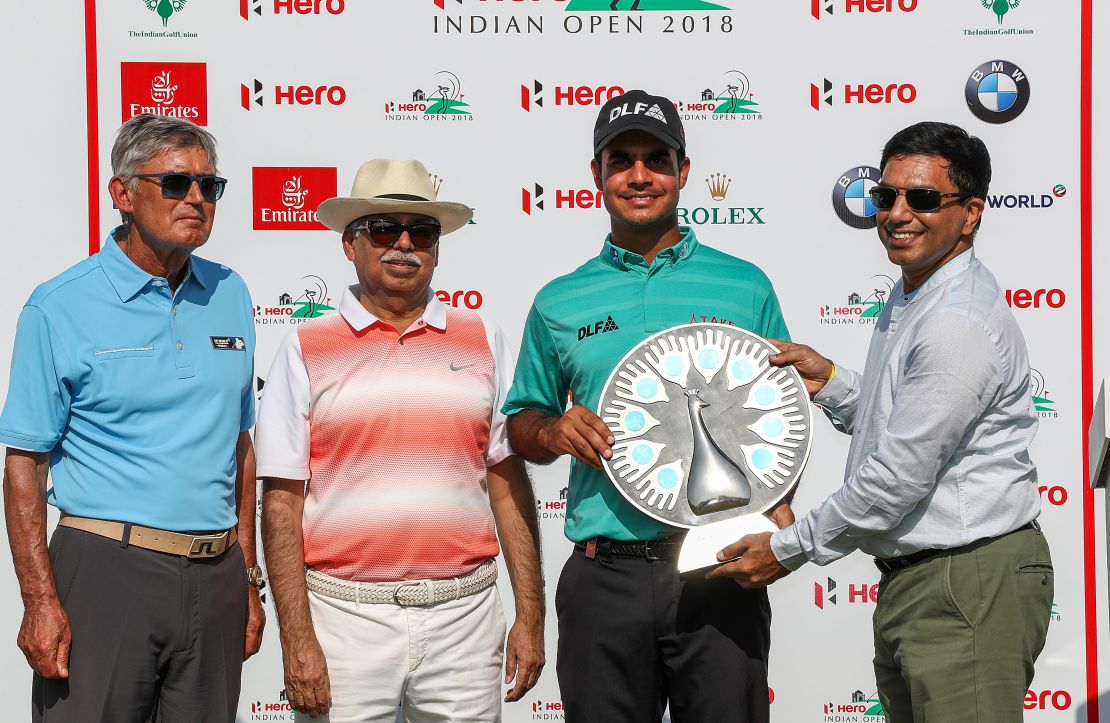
880, 121, 991, 199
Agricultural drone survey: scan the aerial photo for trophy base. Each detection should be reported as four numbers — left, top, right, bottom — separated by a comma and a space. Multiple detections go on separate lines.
677, 514, 778, 573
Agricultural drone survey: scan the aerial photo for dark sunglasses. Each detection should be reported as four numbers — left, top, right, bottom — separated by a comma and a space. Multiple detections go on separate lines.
351, 219, 442, 249
134, 172, 228, 202
869, 185, 973, 212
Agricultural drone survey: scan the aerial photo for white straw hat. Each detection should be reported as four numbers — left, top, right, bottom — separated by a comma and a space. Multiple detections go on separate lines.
316, 159, 473, 234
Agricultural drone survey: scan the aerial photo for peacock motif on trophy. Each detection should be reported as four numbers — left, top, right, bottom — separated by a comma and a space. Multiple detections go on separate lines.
599, 324, 811, 529
684, 389, 752, 515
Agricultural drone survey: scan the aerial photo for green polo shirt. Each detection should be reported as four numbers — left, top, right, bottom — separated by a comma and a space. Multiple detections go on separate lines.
504, 227, 790, 542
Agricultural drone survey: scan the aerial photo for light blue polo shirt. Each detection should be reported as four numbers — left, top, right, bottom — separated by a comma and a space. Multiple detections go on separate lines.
0, 229, 256, 531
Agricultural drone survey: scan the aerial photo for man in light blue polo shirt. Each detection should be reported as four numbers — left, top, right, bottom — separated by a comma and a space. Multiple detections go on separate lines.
0, 114, 264, 723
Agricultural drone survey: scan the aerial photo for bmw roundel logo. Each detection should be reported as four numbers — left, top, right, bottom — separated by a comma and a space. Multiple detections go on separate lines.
965, 60, 1030, 124
832, 166, 881, 230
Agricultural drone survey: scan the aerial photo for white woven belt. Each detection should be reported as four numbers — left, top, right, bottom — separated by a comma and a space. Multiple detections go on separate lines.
305, 558, 497, 607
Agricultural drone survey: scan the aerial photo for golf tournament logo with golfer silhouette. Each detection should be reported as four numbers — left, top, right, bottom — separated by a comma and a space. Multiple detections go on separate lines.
816, 275, 896, 328
384, 71, 475, 122
675, 70, 764, 123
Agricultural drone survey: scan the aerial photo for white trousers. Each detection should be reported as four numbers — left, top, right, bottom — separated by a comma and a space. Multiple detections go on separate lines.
297, 584, 506, 723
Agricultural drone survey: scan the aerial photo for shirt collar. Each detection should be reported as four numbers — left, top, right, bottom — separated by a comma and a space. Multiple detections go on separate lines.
100, 227, 207, 302
338, 286, 447, 332
900, 247, 977, 302
598, 226, 699, 270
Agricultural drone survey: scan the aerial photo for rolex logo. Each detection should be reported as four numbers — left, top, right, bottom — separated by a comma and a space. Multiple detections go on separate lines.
705, 173, 731, 202
429, 173, 444, 196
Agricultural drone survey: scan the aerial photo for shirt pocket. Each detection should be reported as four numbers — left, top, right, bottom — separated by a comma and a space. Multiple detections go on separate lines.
93, 345, 155, 361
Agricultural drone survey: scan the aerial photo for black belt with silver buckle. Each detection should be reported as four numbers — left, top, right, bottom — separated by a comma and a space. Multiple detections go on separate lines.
874, 521, 1037, 576
574, 535, 682, 561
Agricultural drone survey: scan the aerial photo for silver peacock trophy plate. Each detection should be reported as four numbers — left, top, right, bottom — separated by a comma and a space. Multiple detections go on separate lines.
597, 323, 813, 571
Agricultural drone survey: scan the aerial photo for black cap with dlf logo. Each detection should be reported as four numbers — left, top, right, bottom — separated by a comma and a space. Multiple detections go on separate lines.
593, 89, 685, 156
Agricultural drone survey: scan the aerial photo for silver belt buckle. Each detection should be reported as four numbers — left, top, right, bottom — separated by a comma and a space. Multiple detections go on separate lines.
392, 580, 425, 606
187, 533, 227, 558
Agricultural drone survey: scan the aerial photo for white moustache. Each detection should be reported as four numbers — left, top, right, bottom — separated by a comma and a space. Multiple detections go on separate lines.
380, 251, 423, 267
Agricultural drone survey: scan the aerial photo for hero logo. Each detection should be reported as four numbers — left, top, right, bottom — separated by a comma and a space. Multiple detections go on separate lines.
1038, 484, 1068, 507
814, 577, 877, 608
1005, 288, 1065, 309
521, 80, 624, 111
536, 487, 568, 520
121, 62, 207, 124
241, 78, 346, 110
240, 0, 345, 19
812, 0, 917, 19
249, 689, 293, 717
530, 699, 565, 721
252, 167, 337, 231
434, 289, 484, 309
810, 77, 916, 110
522, 183, 602, 214
1024, 690, 1072, 711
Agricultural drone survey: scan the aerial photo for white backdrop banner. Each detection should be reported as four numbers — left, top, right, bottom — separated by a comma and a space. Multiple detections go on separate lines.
0, 1, 1105, 721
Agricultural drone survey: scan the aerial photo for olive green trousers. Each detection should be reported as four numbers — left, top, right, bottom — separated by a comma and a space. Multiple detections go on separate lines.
873, 524, 1053, 723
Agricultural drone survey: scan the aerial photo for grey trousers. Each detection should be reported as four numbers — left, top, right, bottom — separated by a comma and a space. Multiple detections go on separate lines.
33, 526, 247, 723
873, 524, 1053, 723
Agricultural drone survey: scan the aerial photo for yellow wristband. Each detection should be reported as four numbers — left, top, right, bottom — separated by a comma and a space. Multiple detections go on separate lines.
827, 362, 836, 382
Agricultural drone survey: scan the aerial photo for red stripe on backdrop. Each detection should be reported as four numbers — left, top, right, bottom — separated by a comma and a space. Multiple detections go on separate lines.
85, 0, 99, 256
1081, 0, 1098, 720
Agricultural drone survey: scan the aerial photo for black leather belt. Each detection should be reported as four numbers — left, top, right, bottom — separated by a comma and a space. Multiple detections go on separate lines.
574, 535, 682, 561
874, 521, 1037, 576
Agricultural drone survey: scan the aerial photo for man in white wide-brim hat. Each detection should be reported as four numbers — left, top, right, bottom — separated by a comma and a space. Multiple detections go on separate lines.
256, 159, 545, 721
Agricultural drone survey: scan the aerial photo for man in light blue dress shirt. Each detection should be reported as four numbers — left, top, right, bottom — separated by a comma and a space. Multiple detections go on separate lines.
0, 115, 265, 722
711, 122, 1053, 722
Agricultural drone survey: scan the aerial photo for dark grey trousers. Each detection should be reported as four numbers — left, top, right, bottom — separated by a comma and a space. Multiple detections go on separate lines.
555, 544, 771, 723
33, 526, 247, 723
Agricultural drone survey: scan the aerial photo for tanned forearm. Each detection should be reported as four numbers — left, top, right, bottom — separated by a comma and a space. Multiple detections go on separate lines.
235, 431, 258, 567
237, 432, 265, 658
507, 407, 615, 471
261, 478, 316, 645
487, 454, 546, 700
506, 410, 560, 465
487, 456, 544, 623
262, 476, 331, 715
4, 449, 54, 607
5, 448, 71, 678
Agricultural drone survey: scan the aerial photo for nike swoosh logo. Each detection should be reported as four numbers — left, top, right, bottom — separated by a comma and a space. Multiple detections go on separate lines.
450, 363, 476, 372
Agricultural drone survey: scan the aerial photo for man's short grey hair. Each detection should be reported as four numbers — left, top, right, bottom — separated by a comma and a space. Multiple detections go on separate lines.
111, 114, 219, 224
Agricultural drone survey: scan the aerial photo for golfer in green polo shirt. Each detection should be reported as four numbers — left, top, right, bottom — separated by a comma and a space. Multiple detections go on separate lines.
503, 89, 792, 723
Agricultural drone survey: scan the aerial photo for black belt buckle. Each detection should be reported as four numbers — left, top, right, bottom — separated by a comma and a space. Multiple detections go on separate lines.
642, 540, 665, 561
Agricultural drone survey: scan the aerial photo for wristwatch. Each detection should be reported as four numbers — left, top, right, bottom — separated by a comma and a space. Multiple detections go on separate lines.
246, 565, 267, 591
